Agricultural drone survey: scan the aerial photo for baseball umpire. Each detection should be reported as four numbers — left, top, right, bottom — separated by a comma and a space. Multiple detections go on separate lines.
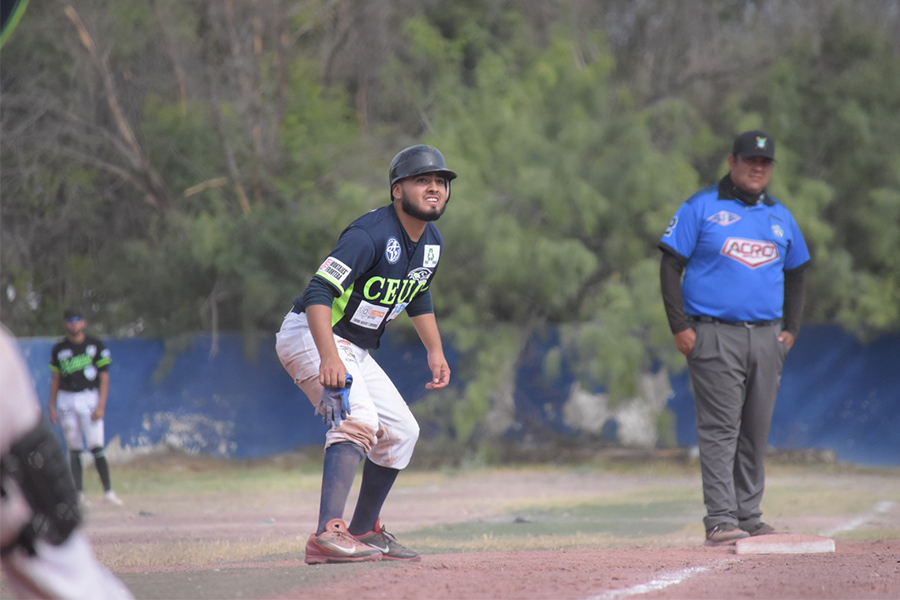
48, 308, 123, 506
659, 130, 810, 546
276, 144, 455, 564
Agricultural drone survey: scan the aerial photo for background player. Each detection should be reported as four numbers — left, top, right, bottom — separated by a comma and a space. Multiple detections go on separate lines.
1, 325, 134, 599
659, 130, 810, 546
276, 144, 454, 564
48, 308, 123, 506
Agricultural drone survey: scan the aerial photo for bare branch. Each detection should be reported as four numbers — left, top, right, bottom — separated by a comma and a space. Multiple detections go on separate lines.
63, 3, 173, 211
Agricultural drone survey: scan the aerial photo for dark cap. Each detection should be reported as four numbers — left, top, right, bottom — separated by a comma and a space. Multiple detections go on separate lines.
63, 307, 83, 321
732, 130, 775, 160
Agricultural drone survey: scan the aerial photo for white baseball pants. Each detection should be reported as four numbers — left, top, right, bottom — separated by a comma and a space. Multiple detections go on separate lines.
276, 311, 419, 469
56, 390, 105, 450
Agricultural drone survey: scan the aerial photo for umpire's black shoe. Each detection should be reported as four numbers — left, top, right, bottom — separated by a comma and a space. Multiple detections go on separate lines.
704, 523, 750, 546
743, 522, 777, 536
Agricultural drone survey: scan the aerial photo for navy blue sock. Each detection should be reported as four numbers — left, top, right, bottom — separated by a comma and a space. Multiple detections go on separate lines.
348, 459, 400, 536
69, 450, 83, 492
316, 442, 364, 535
91, 446, 112, 492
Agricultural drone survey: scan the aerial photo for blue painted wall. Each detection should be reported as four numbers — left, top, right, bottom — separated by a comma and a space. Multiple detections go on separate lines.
17, 332, 445, 459
668, 325, 900, 467
14, 325, 900, 466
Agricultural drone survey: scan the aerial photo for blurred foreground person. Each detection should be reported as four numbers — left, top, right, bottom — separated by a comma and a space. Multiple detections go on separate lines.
0, 325, 133, 599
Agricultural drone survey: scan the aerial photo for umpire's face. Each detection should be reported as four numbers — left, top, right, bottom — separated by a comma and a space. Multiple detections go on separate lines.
728, 155, 774, 195
393, 172, 449, 222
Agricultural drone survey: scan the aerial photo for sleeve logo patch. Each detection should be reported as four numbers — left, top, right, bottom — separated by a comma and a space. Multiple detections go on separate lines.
663, 216, 678, 237
350, 300, 388, 330
318, 257, 352, 286
386, 237, 402, 264
423, 245, 440, 268
707, 211, 741, 226
720, 237, 779, 268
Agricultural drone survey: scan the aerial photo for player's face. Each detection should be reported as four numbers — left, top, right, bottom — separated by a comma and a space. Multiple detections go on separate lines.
64, 317, 86, 338
728, 155, 774, 195
394, 173, 449, 222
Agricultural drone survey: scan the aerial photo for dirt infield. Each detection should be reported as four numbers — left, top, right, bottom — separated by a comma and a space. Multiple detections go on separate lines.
4, 451, 899, 599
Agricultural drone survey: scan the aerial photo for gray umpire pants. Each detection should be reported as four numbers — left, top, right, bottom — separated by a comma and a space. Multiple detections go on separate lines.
686, 321, 788, 531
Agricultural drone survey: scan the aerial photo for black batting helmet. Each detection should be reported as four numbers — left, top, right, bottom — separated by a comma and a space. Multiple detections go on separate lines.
389, 145, 457, 190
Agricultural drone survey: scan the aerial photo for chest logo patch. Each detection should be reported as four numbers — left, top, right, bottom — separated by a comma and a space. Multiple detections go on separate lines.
408, 267, 432, 282
350, 300, 388, 330
385, 237, 401, 264
720, 237, 779, 268
771, 224, 784, 238
423, 245, 440, 268
707, 211, 741, 226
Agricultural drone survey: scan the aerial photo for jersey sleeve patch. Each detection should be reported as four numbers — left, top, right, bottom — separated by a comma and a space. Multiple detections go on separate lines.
316, 256, 352, 289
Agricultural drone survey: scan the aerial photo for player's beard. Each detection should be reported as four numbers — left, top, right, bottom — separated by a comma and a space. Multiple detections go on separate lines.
400, 190, 447, 222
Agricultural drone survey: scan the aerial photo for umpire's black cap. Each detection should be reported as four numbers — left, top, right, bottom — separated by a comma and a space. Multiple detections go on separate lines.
732, 130, 775, 160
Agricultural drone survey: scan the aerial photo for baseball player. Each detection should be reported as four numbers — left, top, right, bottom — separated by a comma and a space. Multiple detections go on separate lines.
48, 308, 123, 506
1, 325, 134, 599
276, 144, 454, 564
659, 130, 810, 546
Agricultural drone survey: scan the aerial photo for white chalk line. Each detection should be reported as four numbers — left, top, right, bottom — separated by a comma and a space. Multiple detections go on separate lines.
585, 559, 738, 600
584, 499, 896, 600
818, 500, 896, 538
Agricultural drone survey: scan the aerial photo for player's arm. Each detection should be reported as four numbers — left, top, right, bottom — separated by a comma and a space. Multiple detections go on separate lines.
92, 343, 112, 420
305, 302, 347, 389
48, 371, 61, 425
93, 371, 109, 421
409, 311, 450, 390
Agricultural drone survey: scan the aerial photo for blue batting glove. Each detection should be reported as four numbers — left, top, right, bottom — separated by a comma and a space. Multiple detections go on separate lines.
320, 373, 353, 427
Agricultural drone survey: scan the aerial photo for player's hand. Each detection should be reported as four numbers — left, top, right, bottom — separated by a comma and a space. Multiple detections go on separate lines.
318, 373, 352, 427
425, 353, 450, 390
317, 353, 349, 389
674, 328, 696, 356
92, 407, 104, 421
49, 405, 59, 425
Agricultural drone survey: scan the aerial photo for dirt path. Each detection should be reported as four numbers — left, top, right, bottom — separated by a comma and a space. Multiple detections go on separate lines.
11, 456, 898, 600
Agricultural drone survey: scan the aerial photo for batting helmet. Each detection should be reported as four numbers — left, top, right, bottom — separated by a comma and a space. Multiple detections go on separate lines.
389, 145, 457, 189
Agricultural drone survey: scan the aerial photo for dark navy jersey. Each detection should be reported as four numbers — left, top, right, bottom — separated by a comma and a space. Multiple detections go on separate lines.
294, 205, 442, 350
49, 335, 111, 392
660, 183, 810, 322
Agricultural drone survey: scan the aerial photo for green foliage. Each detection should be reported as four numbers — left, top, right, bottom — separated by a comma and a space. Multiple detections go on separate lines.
2, 1, 899, 451
758, 12, 900, 336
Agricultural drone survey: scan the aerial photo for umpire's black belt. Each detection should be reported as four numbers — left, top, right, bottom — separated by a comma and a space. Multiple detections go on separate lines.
689, 315, 781, 328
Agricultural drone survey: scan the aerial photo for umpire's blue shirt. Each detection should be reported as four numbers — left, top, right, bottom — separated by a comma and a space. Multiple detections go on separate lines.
660, 183, 810, 322
294, 204, 442, 350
